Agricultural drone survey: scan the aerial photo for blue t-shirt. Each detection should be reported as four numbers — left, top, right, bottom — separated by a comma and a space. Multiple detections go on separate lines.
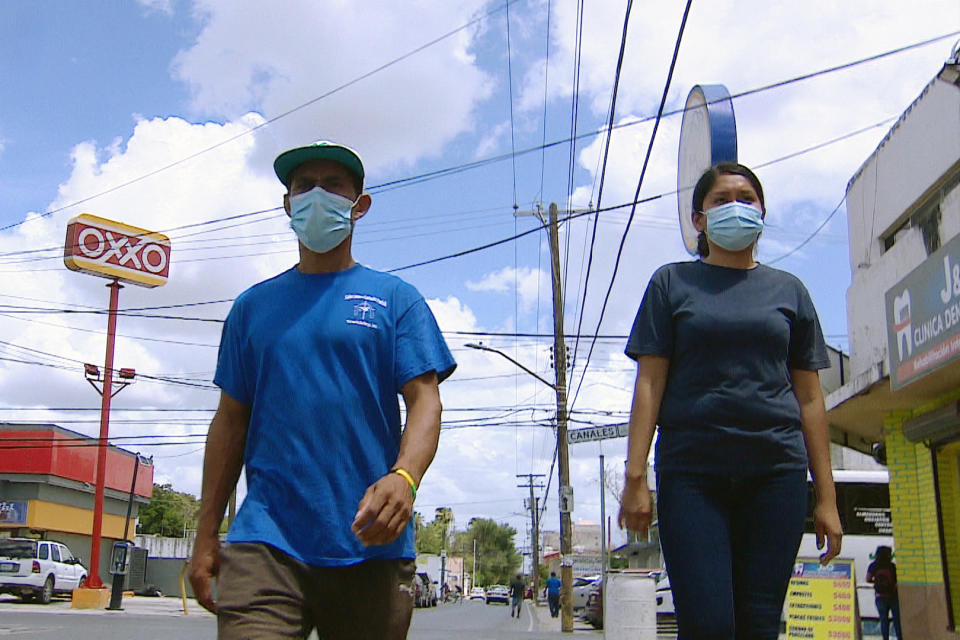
625, 261, 830, 475
214, 264, 456, 566
546, 576, 561, 595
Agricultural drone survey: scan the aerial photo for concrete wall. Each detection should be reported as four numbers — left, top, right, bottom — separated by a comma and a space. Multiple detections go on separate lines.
134, 533, 195, 559
845, 77, 960, 377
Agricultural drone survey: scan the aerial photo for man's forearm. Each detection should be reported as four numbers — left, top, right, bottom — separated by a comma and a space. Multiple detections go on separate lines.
196, 401, 249, 537
395, 376, 442, 485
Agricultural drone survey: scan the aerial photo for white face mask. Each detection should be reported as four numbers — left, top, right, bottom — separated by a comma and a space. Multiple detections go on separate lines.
289, 186, 360, 254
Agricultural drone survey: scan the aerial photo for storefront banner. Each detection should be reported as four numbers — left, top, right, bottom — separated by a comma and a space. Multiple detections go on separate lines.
886, 232, 960, 390
786, 557, 859, 640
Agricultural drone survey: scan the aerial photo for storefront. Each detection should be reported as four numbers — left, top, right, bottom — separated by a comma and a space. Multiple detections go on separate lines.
0, 423, 153, 585
828, 51, 960, 639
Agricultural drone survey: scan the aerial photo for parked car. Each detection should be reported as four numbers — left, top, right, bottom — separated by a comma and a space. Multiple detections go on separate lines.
484, 584, 509, 605
416, 572, 437, 606
584, 582, 603, 629
468, 586, 486, 601
0, 538, 87, 604
655, 572, 675, 615
572, 575, 600, 611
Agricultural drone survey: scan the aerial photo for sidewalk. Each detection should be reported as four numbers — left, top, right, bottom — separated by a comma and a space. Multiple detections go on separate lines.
0, 593, 215, 617
528, 601, 598, 634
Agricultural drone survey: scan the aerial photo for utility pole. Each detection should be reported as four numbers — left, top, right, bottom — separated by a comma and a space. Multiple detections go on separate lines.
511, 201, 587, 633
548, 202, 575, 633
517, 473, 545, 604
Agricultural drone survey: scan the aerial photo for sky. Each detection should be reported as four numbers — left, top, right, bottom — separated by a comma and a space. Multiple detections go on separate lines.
1, 0, 958, 553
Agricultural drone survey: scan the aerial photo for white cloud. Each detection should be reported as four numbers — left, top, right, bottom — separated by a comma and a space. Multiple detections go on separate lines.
136, 0, 174, 15
466, 266, 548, 314
171, 0, 495, 179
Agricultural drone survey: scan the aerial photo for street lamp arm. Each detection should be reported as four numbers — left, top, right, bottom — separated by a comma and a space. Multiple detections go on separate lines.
464, 343, 557, 390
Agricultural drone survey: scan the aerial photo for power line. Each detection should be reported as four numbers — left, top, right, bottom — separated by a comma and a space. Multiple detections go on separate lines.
569, 0, 634, 390
570, 0, 693, 411
0, 2, 520, 235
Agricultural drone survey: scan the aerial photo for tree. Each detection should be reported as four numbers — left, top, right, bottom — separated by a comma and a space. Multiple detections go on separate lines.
137, 483, 200, 537
414, 507, 454, 555
452, 518, 520, 586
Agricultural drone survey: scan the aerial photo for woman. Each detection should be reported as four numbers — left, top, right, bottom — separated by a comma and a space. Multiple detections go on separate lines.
618, 163, 843, 639
867, 545, 902, 640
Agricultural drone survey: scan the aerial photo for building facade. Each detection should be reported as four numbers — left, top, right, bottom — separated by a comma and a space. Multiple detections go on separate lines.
0, 423, 153, 586
828, 49, 960, 638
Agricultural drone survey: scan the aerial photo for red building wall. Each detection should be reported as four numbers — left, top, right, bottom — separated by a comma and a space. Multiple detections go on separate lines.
0, 425, 152, 497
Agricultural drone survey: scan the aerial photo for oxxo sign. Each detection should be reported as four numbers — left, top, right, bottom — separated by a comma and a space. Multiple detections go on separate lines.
64, 214, 171, 287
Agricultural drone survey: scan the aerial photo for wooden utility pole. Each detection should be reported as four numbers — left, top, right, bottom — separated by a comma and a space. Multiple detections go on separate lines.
547, 202, 575, 632
517, 473, 545, 604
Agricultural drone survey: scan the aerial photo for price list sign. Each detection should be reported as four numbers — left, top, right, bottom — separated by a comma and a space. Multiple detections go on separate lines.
786, 558, 860, 640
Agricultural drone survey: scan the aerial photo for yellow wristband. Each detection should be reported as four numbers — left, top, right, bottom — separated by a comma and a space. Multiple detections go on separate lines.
392, 468, 417, 500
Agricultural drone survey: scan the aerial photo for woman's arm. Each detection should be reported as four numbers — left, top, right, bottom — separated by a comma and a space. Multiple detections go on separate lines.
618, 355, 669, 536
792, 368, 843, 565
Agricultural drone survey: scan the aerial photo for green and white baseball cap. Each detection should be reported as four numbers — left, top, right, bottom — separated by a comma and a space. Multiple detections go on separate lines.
273, 140, 365, 188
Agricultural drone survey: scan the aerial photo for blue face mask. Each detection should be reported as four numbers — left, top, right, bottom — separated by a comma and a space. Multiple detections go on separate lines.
704, 202, 764, 251
289, 186, 360, 254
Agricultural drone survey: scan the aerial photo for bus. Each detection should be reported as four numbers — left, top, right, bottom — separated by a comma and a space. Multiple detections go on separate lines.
795, 469, 893, 620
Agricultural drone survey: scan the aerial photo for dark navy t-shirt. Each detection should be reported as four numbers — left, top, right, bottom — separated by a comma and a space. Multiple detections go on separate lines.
625, 261, 830, 474
215, 264, 456, 566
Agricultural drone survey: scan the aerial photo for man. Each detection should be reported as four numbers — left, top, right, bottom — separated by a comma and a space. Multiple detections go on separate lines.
545, 571, 562, 618
189, 141, 456, 640
509, 573, 525, 619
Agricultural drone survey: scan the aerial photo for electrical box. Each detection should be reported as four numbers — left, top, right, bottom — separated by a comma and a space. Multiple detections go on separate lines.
560, 486, 574, 513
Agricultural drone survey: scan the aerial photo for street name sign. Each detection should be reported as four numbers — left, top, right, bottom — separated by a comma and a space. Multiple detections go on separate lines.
567, 423, 628, 445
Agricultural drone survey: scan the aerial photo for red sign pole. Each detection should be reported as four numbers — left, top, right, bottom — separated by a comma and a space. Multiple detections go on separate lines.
85, 279, 123, 589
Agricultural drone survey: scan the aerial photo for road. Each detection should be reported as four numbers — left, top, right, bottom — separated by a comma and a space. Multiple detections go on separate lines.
0, 595, 600, 639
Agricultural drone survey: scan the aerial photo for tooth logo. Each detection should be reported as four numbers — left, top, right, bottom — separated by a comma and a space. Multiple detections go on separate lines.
892, 289, 912, 361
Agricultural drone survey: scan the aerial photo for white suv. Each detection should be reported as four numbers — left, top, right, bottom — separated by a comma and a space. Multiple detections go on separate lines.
0, 538, 88, 604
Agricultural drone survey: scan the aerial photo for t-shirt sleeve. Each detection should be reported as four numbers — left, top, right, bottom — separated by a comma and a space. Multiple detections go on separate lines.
625, 271, 673, 360
788, 282, 831, 370
395, 296, 457, 390
213, 300, 253, 404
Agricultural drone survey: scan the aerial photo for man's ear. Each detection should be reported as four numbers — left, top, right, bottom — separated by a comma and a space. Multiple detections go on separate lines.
352, 193, 372, 222
283, 193, 291, 218
692, 210, 706, 233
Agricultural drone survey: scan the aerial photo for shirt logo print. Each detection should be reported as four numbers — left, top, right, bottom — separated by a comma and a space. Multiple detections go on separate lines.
344, 293, 385, 330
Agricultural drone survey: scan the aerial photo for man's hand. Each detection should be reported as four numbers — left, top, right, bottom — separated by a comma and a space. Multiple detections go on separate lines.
188, 533, 221, 613
617, 475, 653, 536
351, 472, 414, 546
813, 499, 843, 565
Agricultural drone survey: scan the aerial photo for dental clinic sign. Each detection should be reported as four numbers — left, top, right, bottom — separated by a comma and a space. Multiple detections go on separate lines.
64, 214, 171, 287
886, 233, 960, 390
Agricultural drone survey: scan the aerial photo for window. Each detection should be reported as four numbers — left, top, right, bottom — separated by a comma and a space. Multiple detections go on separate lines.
51, 545, 61, 562
38, 543, 49, 560
59, 546, 73, 563
915, 202, 942, 255
803, 482, 891, 535
881, 167, 958, 254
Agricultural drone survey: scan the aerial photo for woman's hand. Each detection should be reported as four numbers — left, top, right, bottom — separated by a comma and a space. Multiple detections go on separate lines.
618, 475, 653, 536
813, 499, 843, 565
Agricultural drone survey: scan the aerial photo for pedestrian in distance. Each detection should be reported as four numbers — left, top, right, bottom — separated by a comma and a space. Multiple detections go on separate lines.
867, 545, 903, 640
618, 163, 843, 640
545, 571, 561, 618
188, 140, 457, 640
509, 573, 525, 619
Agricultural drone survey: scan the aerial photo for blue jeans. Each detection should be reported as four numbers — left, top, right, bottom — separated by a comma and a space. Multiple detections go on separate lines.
657, 469, 808, 640
876, 596, 902, 639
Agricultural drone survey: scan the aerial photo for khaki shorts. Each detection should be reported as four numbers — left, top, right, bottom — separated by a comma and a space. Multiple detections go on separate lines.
217, 542, 416, 640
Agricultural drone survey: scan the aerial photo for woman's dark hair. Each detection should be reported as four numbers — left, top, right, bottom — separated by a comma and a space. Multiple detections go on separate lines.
874, 545, 893, 565
691, 162, 765, 257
